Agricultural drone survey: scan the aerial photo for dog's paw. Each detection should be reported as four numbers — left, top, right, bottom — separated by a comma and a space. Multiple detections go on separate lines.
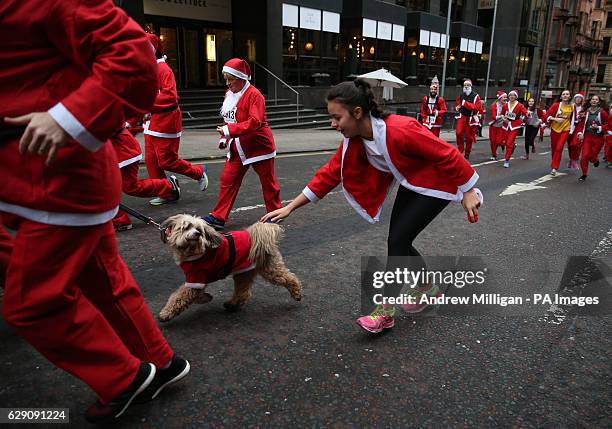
223, 301, 243, 312
158, 308, 176, 322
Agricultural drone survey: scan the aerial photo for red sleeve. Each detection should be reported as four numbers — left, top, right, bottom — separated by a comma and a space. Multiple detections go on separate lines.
420, 97, 427, 119
600, 110, 609, 134
461, 95, 482, 113
152, 63, 179, 112
455, 97, 461, 110
438, 97, 447, 116
46, 0, 158, 151
226, 91, 266, 137
545, 103, 559, 122
304, 143, 343, 202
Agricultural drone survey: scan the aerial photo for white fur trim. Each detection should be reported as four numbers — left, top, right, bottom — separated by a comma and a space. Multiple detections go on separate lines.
222, 125, 230, 137
302, 186, 320, 203
143, 129, 182, 138
0, 201, 118, 226
232, 264, 256, 276
458, 171, 479, 193
118, 154, 143, 168
233, 137, 276, 165
48, 103, 105, 152
185, 282, 206, 289
222, 65, 250, 80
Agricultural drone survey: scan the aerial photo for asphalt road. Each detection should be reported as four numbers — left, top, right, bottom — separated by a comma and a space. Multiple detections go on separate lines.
1, 137, 611, 428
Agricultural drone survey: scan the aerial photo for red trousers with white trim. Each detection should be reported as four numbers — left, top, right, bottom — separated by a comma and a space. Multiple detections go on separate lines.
211, 147, 281, 222
0, 215, 174, 404
455, 118, 476, 156
489, 126, 504, 157
426, 127, 441, 137
0, 225, 13, 287
113, 162, 175, 226
580, 134, 605, 176
568, 132, 582, 161
550, 130, 570, 170
144, 135, 203, 185
503, 129, 520, 161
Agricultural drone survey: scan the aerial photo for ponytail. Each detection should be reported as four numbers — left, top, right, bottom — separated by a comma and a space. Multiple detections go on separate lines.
326, 79, 390, 119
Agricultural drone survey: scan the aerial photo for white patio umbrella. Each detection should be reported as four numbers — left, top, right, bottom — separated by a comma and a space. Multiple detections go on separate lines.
356, 68, 407, 101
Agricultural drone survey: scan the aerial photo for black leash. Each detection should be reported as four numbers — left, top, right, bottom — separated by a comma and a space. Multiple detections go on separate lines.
221, 233, 236, 278
119, 203, 168, 243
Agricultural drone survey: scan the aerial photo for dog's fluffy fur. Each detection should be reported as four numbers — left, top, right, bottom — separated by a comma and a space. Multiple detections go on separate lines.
159, 214, 302, 321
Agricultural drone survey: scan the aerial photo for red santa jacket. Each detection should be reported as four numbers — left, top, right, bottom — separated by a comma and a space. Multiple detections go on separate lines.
303, 115, 479, 223
220, 84, 276, 165
488, 101, 505, 127
420, 96, 447, 129
576, 109, 609, 137
180, 230, 255, 289
111, 128, 143, 168
0, 0, 157, 226
544, 102, 574, 131
501, 101, 527, 131
454, 92, 482, 126
569, 103, 587, 135
144, 58, 182, 138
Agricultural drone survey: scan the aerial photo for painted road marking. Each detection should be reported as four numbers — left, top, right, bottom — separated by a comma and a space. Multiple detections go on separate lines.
499, 172, 567, 196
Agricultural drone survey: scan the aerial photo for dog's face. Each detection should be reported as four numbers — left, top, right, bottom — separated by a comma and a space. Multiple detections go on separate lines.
161, 214, 222, 261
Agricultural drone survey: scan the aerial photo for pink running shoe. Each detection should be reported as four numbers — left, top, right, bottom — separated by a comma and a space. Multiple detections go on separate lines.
398, 285, 441, 313
356, 305, 395, 333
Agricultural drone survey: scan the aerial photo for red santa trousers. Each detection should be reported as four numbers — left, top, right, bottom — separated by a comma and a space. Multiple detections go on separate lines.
113, 162, 175, 225
0, 215, 173, 404
455, 117, 476, 156
605, 135, 612, 162
489, 126, 504, 157
0, 225, 13, 287
504, 129, 520, 161
144, 134, 203, 183
211, 147, 281, 222
568, 132, 582, 161
427, 127, 441, 138
550, 130, 570, 170
580, 134, 605, 176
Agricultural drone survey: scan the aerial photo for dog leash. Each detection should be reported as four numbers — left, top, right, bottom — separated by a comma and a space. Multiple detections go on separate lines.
221, 233, 236, 278
119, 203, 168, 241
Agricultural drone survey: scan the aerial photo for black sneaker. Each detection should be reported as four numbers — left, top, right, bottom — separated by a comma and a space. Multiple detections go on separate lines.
134, 356, 190, 404
578, 175, 587, 181
593, 160, 600, 168
167, 175, 181, 201
85, 362, 155, 423
202, 214, 225, 231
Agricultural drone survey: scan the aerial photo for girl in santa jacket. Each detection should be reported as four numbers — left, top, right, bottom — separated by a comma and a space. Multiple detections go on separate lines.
576, 95, 609, 181
545, 90, 573, 176
488, 91, 507, 160
500, 90, 527, 167
144, 34, 208, 205
203, 58, 281, 230
261, 79, 482, 334
522, 98, 542, 160
567, 92, 586, 170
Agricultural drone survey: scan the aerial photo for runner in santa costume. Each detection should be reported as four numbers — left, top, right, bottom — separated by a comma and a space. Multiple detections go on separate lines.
111, 127, 181, 231
261, 80, 483, 334
523, 97, 543, 160
576, 95, 609, 181
419, 78, 447, 137
537, 101, 547, 145
606, 105, 612, 168
454, 79, 482, 159
203, 58, 281, 230
0, 1, 189, 422
488, 91, 507, 160
144, 33, 208, 206
545, 89, 573, 176
567, 92, 586, 170
500, 90, 527, 168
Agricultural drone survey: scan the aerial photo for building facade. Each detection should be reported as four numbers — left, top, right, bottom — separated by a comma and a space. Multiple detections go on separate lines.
590, 0, 611, 102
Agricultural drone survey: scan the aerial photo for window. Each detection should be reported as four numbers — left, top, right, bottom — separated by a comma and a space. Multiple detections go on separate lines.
603, 37, 611, 55
596, 64, 606, 83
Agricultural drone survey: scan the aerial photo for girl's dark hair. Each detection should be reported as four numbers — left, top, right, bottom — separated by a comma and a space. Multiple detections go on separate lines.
326, 79, 390, 119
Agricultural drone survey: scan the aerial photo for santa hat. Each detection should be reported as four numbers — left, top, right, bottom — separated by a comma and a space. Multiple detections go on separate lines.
222, 58, 251, 81
463, 79, 473, 86
573, 92, 585, 100
508, 89, 519, 98
146, 33, 163, 55
496, 90, 507, 99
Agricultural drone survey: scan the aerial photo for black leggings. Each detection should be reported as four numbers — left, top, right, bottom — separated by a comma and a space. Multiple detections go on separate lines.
525, 126, 539, 155
387, 186, 450, 257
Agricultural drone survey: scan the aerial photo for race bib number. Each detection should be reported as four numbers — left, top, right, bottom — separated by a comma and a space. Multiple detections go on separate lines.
506, 112, 516, 121
222, 107, 237, 124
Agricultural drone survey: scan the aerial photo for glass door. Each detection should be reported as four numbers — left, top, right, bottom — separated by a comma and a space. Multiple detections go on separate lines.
183, 28, 202, 87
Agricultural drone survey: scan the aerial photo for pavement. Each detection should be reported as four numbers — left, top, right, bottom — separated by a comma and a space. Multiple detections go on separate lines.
135, 127, 495, 161
1, 128, 610, 428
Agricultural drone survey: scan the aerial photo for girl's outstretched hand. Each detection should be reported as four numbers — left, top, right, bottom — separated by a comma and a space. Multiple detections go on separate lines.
261, 206, 293, 223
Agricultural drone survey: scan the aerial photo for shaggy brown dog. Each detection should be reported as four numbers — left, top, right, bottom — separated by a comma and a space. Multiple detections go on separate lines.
159, 214, 302, 321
